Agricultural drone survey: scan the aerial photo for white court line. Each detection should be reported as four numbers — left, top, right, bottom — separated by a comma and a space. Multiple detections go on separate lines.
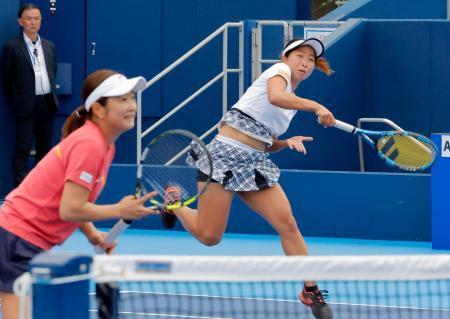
331, 301, 450, 312
90, 291, 450, 314
89, 309, 232, 319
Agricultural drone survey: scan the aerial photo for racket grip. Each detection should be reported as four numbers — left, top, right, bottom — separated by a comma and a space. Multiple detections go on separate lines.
94, 219, 131, 254
332, 119, 356, 134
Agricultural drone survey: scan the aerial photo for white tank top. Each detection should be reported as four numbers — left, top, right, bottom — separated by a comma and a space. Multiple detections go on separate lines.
232, 62, 297, 138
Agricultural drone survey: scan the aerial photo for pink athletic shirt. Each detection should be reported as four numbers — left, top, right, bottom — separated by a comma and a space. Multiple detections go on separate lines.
0, 120, 115, 250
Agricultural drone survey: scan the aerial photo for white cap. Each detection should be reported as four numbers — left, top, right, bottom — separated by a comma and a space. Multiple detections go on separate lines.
282, 38, 324, 58
84, 74, 147, 111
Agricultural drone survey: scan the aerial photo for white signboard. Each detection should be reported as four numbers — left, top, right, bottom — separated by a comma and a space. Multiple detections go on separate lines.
441, 135, 450, 157
304, 27, 336, 41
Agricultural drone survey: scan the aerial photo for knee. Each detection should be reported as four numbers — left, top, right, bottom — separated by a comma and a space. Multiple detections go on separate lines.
198, 233, 222, 246
277, 215, 299, 235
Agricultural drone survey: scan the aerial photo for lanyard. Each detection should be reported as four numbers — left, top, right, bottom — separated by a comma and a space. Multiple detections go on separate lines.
25, 35, 40, 65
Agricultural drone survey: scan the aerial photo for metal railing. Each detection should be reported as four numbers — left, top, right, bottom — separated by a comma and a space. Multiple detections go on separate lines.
136, 22, 244, 165
335, 0, 349, 7
448, 0, 450, 19
357, 118, 405, 172
252, 20, 342, 81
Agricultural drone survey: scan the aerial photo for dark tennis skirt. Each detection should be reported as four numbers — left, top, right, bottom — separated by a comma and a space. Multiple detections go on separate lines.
0, 226, 43, 293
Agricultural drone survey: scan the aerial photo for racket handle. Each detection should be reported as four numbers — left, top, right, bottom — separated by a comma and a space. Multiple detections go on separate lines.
94, 219, 132, 254
332, 119, 356, 134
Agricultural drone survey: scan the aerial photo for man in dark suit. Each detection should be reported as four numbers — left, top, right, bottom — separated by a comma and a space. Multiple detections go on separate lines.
1, 3, 59, 187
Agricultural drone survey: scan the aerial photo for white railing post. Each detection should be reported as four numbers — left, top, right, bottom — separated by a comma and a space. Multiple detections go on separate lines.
448, 0, 450, 19
136, 91, 142, 166
223, 27, 228, 116
254, 21, 289, 81
136, 22, 245, 157
238, 24, 244, 98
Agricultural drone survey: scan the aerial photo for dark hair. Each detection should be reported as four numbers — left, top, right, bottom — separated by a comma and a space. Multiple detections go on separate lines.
18, 3, 41, 18
282, 39, 334, 76
61, 70, 119, 138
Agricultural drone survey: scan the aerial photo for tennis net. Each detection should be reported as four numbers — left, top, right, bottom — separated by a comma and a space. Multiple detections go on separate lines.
18, 253, 450, 318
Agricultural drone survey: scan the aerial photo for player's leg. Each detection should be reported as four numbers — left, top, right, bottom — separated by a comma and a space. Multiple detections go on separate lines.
237, 184, 308, 256
172, 182, 234, 246
237, 184, 333, 319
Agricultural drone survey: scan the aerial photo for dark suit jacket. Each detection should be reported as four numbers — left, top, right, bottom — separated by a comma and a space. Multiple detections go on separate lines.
1, 35, 59, 117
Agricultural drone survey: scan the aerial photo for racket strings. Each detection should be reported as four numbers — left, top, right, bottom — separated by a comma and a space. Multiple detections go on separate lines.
141, 134, 199, 203
142, 165, 192, 201
377, 135, 435, 170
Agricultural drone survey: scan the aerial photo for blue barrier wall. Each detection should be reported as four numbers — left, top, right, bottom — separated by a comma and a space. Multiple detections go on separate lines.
0, 0, 310, 196
431, 134, 450, 250
361, 20, 450, 171
322, 0, 447, 20
1, 1, 449, 197
95, 165, 431, 241
273, 19, 450, 172
0, 0, 21, 197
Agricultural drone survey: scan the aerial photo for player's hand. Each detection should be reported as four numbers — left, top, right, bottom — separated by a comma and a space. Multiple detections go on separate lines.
286, 136, 313, 155
87, 229, 116, 255
117, 191, 159, 220
316, 106, 335, 127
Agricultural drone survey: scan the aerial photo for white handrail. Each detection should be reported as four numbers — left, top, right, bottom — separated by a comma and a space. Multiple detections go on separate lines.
255, 21, 289, 80
142, 71, 225, 139
448, 0, 450, 19
253, 20, 342, 81
144, 22, 242, 90
137, 22, 244, 164
288, 20, 342, 40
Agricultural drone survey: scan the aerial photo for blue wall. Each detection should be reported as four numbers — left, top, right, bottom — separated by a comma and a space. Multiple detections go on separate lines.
362, 20, 450, 171
0, 0, 310, 196
272, 19, 450, 172
95, 165, 431, 241
429, 22, 450, 134
0, 0, 20, 197
1, 0, 449, 198
322, 0, 447, 20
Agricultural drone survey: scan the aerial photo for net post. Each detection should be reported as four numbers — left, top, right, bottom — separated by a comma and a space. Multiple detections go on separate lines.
431, 133, 450, 250
96, 282, 120, 319
29, 252, 92, 319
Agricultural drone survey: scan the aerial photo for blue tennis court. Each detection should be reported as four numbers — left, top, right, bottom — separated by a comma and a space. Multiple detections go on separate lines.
54, 229, 450, 256
29, 230, 445, 319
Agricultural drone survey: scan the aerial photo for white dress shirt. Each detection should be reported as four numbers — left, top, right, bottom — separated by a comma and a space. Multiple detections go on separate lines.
23, 33, 52, 95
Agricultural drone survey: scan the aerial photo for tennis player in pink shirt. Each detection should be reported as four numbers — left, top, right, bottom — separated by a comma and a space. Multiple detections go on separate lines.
0, 69, 158, 319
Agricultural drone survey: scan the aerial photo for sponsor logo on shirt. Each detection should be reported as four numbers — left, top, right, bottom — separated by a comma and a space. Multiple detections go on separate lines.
54, 145, 62, 159
80, 171, 93, 184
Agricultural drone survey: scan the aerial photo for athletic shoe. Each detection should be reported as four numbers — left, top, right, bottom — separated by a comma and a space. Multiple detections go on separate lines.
299, 286, 333, 319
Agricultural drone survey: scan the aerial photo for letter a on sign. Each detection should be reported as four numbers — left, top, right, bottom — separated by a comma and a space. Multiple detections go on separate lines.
442, 135, 450, 157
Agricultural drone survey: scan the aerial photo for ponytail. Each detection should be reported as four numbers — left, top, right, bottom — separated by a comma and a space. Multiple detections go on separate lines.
315, 57, 334, 76
61, 105, 90, 139
61, 69, 118, 139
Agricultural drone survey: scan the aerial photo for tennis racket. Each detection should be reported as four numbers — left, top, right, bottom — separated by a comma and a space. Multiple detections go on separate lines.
330, 119, 437, 171
95, 129, 213, 254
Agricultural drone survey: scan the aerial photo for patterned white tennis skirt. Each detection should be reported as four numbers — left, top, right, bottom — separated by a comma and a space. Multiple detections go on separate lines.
187, 110, 280, 191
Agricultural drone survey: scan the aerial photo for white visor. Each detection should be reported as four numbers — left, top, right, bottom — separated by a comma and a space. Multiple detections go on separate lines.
84, 74, 147, 111
282, 38, 324, 58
